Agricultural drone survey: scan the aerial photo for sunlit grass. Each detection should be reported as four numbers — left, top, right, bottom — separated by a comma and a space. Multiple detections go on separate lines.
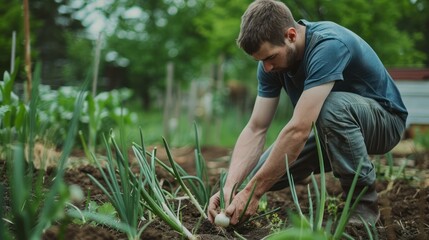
117, 105, 287, 148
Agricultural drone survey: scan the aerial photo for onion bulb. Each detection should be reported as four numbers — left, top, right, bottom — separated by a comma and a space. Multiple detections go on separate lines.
214, 211, 230, 227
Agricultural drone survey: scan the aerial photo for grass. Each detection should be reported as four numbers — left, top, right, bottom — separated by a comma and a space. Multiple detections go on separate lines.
116, 105, 287, 148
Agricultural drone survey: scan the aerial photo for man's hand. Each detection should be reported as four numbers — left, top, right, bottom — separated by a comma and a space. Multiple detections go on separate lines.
224, 187, 260, 225
207, 189, 233, 223
207, 191, 221, 223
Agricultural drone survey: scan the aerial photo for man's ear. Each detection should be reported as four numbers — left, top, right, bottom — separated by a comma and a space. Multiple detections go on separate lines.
285, 27, 297, 42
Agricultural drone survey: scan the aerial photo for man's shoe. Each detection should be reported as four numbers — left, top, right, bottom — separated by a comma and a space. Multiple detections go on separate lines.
342, 183, 380, 226
348, 199, 380, 225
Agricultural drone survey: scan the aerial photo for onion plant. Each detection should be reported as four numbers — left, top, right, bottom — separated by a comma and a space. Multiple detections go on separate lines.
78, 126, 198, 239
133, 130, 198, 239
265, 123, 374, 240
73, 131, 147, 239
1, 65, 87, 240
214, 170, 230, 227
213, 170, 259, 227
137, 122, 211, 211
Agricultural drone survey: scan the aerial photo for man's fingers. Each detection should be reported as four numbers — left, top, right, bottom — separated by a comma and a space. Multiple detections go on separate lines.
208, 209, 218, 223
207, 193, 221, 223
225, 203, 240, 225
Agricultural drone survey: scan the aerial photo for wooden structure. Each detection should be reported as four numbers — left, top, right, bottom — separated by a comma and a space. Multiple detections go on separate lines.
389, 68, 429, 138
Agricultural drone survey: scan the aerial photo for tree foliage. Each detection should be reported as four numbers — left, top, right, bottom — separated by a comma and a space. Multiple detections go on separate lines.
0, 0, 427, 109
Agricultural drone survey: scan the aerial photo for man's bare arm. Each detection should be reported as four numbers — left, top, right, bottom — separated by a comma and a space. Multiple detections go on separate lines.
224, 96, 279, 192
246, 82, 335, 198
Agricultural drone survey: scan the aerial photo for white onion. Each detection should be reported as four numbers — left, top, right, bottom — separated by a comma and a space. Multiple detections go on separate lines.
214, 211, 230, 227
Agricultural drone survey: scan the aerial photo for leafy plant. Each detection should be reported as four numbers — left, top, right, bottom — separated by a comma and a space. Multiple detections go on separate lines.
0, 65, 87, 240
37, 85, 137, 149
0, 69, 27, 145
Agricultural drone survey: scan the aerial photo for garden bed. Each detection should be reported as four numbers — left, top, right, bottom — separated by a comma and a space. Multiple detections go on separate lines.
1, 144, 429, 240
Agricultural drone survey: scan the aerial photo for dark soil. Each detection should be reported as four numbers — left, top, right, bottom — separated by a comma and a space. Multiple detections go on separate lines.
1, 144, 429, 240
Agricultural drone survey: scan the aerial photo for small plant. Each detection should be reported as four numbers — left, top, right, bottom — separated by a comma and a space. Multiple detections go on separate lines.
268, 213, 284, 233
326, 196, 341, 221
413, 127, 429, 150
378, 152, 410, 194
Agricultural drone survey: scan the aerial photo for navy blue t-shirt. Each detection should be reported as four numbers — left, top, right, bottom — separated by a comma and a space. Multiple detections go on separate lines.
257, 20, 408, 121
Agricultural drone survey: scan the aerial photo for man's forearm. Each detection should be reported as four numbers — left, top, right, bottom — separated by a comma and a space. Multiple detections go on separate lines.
224, 124, 267, 190
245, 123, 310, 197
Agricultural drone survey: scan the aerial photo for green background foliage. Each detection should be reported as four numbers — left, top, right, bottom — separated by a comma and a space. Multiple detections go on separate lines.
0, 0, 428, 147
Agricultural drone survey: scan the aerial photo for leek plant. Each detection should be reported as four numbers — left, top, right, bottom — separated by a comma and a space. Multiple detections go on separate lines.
265, 123, 374, 240
0, 65, 87, 240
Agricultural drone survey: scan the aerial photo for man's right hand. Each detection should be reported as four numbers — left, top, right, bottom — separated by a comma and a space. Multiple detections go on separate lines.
207, 189, 232, 223
207, 191, 221, 223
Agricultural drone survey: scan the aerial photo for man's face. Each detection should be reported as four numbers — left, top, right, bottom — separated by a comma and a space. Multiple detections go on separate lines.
252, 40, 298, 73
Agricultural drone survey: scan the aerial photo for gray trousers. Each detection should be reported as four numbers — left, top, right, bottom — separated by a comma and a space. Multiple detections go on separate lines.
251, 92, 406, 192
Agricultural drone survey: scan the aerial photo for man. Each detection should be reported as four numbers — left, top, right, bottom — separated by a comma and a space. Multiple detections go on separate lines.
207, 0, 407, 226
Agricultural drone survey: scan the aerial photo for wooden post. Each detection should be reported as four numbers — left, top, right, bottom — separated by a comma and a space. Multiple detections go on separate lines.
92, 33, 102, 97
163, 62, 174, 139
214, 53, 225, 143
23, 0, 32, 101
11, 31, 16, 73
188, 80, 197, 123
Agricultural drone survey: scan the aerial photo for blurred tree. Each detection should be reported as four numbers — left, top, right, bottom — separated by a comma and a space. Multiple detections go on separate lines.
104, 0, 209, 109
398, 0, 429, 66
30, 0, 85, 86
287, 0, 426, 67
0, 0, 27, 75
3, 0, 426, 109
194, 0, 257, 85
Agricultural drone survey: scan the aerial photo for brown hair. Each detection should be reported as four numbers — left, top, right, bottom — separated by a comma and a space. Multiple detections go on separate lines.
237, 0, 296, 55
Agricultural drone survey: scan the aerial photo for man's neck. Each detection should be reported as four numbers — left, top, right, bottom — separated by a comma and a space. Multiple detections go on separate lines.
295, 24, 307, 61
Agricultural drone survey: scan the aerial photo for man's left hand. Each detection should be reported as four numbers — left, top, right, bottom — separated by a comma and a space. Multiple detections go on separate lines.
224, 187, 260, 225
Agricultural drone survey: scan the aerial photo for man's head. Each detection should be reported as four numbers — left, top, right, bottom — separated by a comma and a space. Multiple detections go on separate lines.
237, 0, 296, 55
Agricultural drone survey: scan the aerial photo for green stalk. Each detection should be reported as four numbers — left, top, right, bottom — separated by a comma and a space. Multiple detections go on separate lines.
162, 137, 208, 219
307, 184, 314, 228
219, 170, 226, 210
312, 122, 326, 231
228, 183, 238, 205
285, 154, 304, 217
193, 122, 210, 205
140, 145, 203, 204
333, 160, 365, 239
238, 181, 257, 223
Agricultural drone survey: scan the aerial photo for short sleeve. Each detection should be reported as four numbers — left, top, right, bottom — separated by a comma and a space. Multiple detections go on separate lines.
304, 39, 351, 90
257, 61, 282, 98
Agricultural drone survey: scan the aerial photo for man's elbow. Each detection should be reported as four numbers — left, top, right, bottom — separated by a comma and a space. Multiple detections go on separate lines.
284, 121, 312, 143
